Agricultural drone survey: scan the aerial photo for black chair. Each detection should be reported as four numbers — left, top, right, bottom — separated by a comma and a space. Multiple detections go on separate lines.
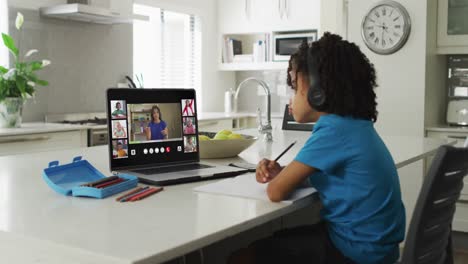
401, 145, 468, 264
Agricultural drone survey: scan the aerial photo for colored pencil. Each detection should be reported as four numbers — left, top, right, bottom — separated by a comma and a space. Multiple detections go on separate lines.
120, 186, 151, 202
80, 176, 119, 187
274, 141, 297, 162
95, 178, 125, 189
128, 187, 164, 202
115, 186, 145, 201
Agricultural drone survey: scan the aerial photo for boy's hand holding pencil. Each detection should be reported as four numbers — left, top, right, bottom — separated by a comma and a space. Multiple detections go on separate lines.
256, 141, 296, 184
256, 159, 282, 183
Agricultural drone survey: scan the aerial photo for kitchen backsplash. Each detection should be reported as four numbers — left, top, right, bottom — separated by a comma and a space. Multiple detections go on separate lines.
235, 70, 291, 114
8, 7, 132, 122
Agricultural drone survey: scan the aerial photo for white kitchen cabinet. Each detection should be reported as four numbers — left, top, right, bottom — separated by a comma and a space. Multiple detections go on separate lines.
218, 0, 253, 33
274, 0, 321, 32
0, 130, 87, 156
218, 0, 320, 34
426, 128, 468, 232
437, 0, 468, 54
218, 0, 321, 71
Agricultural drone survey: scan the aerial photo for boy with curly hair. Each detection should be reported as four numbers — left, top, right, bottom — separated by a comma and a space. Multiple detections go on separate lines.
229, 33, 405, 264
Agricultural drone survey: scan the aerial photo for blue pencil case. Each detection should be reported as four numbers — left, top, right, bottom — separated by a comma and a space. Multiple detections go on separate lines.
43, 156, 138, 199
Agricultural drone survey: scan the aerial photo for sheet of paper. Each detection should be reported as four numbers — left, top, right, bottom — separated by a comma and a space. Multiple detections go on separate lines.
194, 173, 316, 204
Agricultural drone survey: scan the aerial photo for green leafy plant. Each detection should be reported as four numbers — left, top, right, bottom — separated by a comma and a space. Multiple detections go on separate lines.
0, 12, 50, 102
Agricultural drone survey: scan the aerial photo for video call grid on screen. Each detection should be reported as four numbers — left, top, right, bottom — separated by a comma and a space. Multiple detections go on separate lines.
107, 88, 199, 170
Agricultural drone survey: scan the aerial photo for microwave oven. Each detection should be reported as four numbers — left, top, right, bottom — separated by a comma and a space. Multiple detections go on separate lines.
273, 31, 317, 61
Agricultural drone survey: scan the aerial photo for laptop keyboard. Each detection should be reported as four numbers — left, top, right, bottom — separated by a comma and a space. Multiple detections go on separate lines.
131, 163, 213, 175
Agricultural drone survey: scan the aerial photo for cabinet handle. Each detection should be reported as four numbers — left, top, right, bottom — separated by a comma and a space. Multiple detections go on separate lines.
245, 0, 250, 20
284, 0, 289, 20
0, 135, 51, 144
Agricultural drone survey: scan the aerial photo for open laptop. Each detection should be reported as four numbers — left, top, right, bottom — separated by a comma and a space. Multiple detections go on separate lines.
106, 88, 247, 186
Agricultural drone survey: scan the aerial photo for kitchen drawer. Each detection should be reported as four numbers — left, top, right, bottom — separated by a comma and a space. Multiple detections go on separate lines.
0, 130, 86, 156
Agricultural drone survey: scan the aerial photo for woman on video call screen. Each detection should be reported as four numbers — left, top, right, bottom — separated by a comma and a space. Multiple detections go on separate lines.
146, 105, 168, 140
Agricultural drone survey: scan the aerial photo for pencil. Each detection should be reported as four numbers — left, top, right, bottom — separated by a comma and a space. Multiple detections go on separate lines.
120, 186, 150, 202
128, 187, 164, 202
80, 176, 119, 187
115, 186, 144, 201
274, 141, 297, 162
95, 178, 126, 189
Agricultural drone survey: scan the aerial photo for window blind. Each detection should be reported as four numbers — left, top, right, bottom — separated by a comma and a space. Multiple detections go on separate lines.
133, 5, 201, 102
0, 0, 8, 68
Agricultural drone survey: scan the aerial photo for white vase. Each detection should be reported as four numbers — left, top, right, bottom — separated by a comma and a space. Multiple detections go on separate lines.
0, 97, 24, 128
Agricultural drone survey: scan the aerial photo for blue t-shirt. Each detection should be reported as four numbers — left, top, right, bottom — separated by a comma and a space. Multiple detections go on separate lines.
295, 114, 405, 264
148, 121, 167, 140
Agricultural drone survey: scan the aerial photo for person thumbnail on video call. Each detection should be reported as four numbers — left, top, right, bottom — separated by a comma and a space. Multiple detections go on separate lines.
127, 103, 183, 144
112, 139, 128, 159
182, 99, 195, 116
112, 120, 127, 139
111, 100, 127, 119
184, 135, 197, 153
183, 117, 196, 134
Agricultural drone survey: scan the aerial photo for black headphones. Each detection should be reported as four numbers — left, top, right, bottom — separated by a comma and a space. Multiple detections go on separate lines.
306, 48, 326, 109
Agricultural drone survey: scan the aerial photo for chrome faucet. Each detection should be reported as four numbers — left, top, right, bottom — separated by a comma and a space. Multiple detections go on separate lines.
235, 77, 273, 141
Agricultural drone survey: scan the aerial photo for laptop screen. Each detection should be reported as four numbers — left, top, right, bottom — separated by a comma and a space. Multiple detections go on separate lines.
107, 88, 199, 170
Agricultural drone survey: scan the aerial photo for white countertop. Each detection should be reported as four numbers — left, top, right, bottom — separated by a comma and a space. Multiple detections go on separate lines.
0, 129, 455, 263
0, 122, 89, 137
0, 231, 127, 264
231, 129, 455, 169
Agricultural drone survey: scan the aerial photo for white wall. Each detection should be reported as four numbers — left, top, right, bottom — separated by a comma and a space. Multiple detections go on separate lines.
348, 0, 428, 137
320, 0, 347, 36
135, 0, 235, 113
7, 1, 133, 121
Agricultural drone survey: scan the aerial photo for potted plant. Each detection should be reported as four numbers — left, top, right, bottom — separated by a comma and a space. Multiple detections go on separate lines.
0, 12, 50, 128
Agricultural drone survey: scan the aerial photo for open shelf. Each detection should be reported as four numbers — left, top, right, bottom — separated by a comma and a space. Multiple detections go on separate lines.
218, 61, 288, 71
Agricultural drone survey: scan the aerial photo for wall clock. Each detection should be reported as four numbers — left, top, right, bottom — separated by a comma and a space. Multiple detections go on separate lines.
361, 0, 411, 55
